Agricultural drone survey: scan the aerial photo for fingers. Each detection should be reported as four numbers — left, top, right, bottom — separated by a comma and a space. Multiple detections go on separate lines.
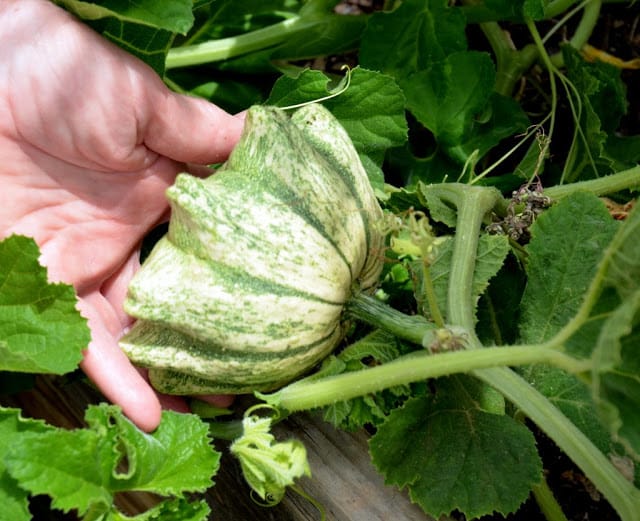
143, 91, 245, 165
194, 394, 235, 408
78, 292, 163, 432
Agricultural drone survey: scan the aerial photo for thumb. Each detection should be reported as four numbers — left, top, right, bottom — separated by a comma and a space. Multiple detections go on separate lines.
143, 89, 245, 165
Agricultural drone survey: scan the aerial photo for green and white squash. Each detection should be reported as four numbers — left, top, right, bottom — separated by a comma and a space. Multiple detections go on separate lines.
119, 103, 384, 394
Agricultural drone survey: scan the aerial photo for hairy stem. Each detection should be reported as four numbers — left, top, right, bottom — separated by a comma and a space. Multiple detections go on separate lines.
427, 184, 500, 332
268, 344, 590, 412
544, 164, 640, 200
475, 367, 640, 521
344, 293, 436, 346
166, 16, 314, 68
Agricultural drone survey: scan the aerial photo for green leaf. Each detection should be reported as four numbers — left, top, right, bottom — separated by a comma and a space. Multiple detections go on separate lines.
517, 365, 614, 456
272, 2, 367, 61
54, 0, 194, 34
0, 235, 89, 374
561, 46, 629, 182
9, 429, 112, 514
521, 194, 640, 459
370, 378, 542, 518
588, 195, 640, 456
322, 330, 412, 431
360, 0, 467, 79
590, 292, 640, 459
450, 93, 530, 166
404, 51, 497, 157
115, 497, 211, 521
412, 233, 510, 323
519, 192, 619, 343
0, 408, 53, 521
267, 67, 407, 172
418, 183, 458, 227
55, 0, 192, 75
385, 145, 462, 188
522, 0, 547, 20
85, 406, 219, 494
4, 405, 218, 517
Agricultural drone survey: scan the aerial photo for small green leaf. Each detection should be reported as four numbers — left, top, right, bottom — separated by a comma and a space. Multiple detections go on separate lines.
561, 47, 629, 182
370, 378, 542, 518
0, 408, 53, 521
360, 0, 467, 78
4, 405, 219, 517
109, 497, 210, 521
404, 51, 496, 156
322, 330, 411, 431
85, 406, 220, 495
267, 67, 407, 183
0, 235, 89, 375
591, 290, 640, 459
414, 233, 510, 323
268, 68, 407, 158
519, 192, 619, 343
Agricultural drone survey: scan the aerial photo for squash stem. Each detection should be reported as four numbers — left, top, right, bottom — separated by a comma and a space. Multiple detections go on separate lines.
344, 292, 437, 346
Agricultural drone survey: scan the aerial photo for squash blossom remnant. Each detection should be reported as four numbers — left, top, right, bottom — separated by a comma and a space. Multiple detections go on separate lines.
230, 413, 311, 505
487, 181, 552, 241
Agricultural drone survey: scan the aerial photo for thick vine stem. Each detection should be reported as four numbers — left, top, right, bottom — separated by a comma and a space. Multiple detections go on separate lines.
425, 183, 501, 332
166, 17, 315, 68
475, 367, 640, 521
265, 344, 590, 412
344, 292, 436, 346
544, 164, 640, 200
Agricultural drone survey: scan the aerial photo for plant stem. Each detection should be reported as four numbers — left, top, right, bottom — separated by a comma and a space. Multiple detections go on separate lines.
531, 478, 570, 521
165, 16, 314, 68
543, 164, 640, 200
268, 345, 589, 412
479, 20, 539, 96
549, 0, 602, 68
428, 184, 500, 332
345, 293, 436, 346
474, 367, 640, 521
569, 0, 602, 49
527, 18, 558, 178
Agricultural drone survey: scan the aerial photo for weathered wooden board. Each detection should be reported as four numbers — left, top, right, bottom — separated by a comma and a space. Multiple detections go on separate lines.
2, 376, 445, 521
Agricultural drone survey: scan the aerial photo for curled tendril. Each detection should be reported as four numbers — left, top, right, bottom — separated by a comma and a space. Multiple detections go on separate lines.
280, 65, 352, 111
244, 402, 281, 420
250, 488, 283, 508
248, 485, 326, 521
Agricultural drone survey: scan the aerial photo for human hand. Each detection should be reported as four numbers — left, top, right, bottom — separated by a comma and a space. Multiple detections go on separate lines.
0, 0, 243, 431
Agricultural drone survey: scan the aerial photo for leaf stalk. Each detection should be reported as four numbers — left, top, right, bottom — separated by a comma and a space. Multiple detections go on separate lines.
166, 17, 315, 68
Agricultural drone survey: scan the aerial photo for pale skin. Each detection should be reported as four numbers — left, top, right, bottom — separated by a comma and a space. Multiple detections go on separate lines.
0, 0, 243, 431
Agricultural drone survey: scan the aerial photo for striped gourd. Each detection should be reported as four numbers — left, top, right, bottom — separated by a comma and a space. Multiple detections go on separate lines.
119, 103, 384, 394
